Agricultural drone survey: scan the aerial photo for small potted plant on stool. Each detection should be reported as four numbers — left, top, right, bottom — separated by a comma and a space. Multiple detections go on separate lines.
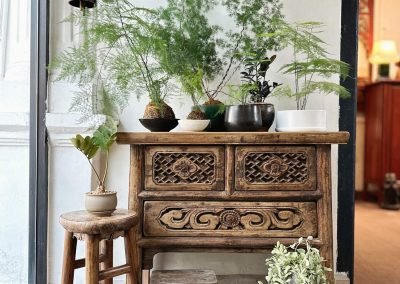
71, 120, 118, 216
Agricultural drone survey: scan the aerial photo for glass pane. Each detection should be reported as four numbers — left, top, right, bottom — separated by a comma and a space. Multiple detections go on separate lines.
0, 0, 30, 282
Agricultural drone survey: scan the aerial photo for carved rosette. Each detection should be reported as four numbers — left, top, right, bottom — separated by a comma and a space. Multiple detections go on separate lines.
158, 207, 304, 232
219, 210, 241, 228
171, 157, 200, 179
261, 157, 289, 177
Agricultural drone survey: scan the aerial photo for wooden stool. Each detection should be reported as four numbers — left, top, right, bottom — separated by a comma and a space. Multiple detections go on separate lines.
150, 270, 218, 284
59, 209, 139, 284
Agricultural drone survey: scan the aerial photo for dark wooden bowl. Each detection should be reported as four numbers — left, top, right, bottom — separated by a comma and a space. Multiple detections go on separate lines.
139, 119, 179, 132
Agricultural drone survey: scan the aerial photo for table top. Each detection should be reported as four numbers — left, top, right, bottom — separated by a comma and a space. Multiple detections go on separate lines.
117, 131, 350, 145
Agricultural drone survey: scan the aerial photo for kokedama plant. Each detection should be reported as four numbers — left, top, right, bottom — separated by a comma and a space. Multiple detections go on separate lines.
71, 120, 117, 194
259, 237, 332, 284
265, 20, 350, 110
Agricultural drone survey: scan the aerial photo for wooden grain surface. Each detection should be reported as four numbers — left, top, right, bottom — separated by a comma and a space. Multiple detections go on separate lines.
144, 146, 225, 191
59, 209, 138, 235
122, 132, 341, 283
144, 201, 317, 238
235, 145, 316, 191
117, 132, 350, 145
150, 270, 217, 284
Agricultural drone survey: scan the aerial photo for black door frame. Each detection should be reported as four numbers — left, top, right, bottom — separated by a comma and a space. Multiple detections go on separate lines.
338, 0, 358, 282
29, 0, 49, 283
28, 0, 358, 282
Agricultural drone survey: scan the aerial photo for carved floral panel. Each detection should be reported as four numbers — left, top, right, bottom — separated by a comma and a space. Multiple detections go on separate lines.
235, 146, 316, 190
153, 152, 216, 184
145, 146, 225, 190
144, 201, 317, 237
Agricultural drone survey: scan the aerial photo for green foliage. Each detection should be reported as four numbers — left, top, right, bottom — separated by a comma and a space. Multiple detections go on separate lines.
240, 49, 279, 103
50, 0, 174, 120
259, 237, 331, 284
227, 84, 258, 105
211, 0, 283, 100
157, 0, 222, 105
71, 135, 99, 160
92, 122, 117, 152
264, 20, 350, 110
50, 0, 284, 117
157, 0, 284, 103
70, 120, 118, 192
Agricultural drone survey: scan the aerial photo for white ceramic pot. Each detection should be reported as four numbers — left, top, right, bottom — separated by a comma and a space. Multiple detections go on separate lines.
276, 110, 327, 132
178, 119, 210, 132
85, 191, 117, 216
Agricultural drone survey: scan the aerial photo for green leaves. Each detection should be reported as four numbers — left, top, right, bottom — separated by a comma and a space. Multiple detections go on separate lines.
260, 19, 351, 110
71, 121, 117, 158
71, 134, 99, 159
92, 122, 117, 152
259, 237, 331, 284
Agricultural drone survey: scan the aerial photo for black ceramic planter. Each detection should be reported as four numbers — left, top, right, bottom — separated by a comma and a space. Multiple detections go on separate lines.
139, 118, 179, 132
253, 103, 275, 131
224, 105, 263, 132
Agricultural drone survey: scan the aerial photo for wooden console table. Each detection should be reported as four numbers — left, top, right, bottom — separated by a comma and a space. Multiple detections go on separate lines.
117, 132, 349, 283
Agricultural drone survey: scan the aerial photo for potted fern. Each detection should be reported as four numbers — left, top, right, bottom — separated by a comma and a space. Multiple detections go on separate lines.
259, 237, 332, 284
266, 20, 350, 132
71, 121, 118, 216
50, 0, 178, 131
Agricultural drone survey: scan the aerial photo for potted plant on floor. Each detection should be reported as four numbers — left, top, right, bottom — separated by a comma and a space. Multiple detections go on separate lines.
71, 120, 118, 216
266, 20, 350, 132
259, 237, 332, 284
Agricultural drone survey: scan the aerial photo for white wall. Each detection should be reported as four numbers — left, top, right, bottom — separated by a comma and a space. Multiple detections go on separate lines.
47, 0, 344, 283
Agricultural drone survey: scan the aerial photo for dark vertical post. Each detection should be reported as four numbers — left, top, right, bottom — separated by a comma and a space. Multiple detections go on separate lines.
29, 0, 49, 283
338, 0, 358, 282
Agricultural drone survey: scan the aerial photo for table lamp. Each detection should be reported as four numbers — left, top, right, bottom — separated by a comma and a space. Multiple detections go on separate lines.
369, 40, 400, 79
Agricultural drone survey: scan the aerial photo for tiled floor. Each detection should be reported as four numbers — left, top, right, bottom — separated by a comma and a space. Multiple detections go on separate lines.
355, 201, 400, 284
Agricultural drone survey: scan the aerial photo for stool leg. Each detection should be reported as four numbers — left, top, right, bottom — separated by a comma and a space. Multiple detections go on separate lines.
61, 231, 77, 284
86, 234, 100, 284
100, 239, 113, 284
125, 228, 139, 284
142, 270, 150, 284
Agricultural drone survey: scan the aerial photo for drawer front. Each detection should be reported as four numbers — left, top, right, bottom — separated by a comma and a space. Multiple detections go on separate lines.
145, 146, 225, 191
144, 201, 317, 237
235, 146, 316, 191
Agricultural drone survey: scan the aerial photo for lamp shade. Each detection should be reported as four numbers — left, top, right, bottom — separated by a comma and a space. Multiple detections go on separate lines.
69, 0, 96, 9
369, 40, 400, 64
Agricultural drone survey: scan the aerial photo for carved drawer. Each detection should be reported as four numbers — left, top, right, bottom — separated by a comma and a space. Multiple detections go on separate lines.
235, 146, 316, 191
144, 146, 225, 191
143, 201, 317, 238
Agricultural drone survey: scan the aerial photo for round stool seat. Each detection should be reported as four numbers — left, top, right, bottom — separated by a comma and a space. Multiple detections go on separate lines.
60, 209, 138, 235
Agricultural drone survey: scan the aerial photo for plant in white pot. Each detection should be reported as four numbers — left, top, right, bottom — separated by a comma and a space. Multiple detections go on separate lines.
259, 236, 332, 284
266, 20, 350, 132
71, 121, 118, 216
